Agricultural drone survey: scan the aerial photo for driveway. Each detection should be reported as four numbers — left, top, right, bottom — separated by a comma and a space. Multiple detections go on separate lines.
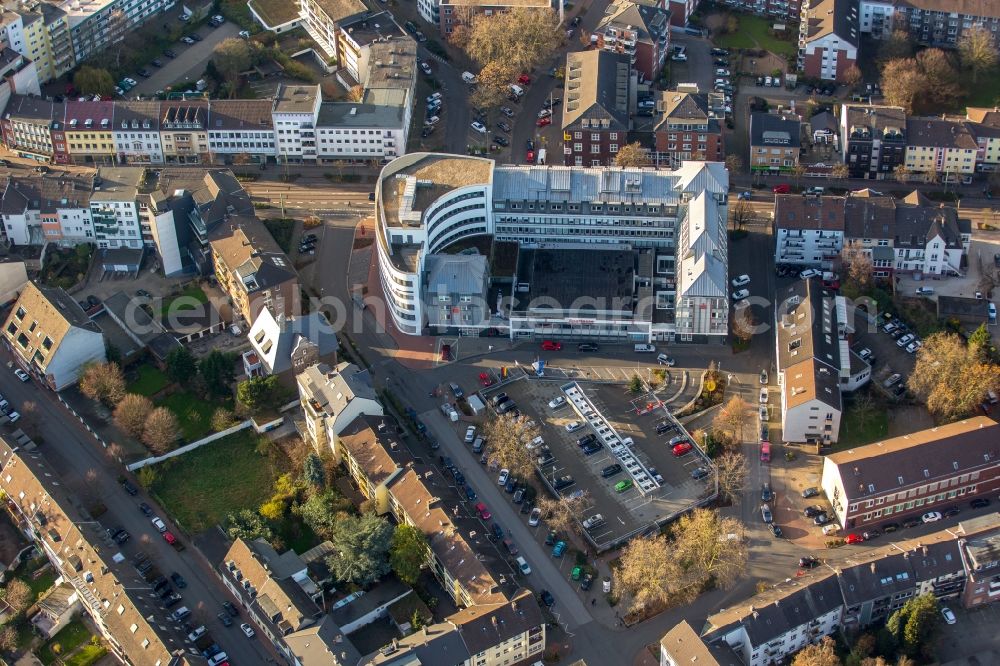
0, 367, 276, 665
129, 21, 240, 96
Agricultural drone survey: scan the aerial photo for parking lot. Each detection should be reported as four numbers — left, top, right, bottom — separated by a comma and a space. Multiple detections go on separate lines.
485, 378, 715, 550
129, 20, 240, 97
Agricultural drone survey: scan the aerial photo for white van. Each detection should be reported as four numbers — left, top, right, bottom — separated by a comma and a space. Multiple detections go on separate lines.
509, 84, 524, 98
634, 343, 656, 353
537, 148, 547, 165
461, 71, 477, 84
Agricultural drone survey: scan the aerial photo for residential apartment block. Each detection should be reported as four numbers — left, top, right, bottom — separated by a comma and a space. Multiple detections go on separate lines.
958, 512, 1000, 608
296, 361, 382, 453
89, 167, 144, 249
840, 104, 907, 179
965, 107, 1000, 171
596, 0, 670, 83
58, 0, 177, 63
209, 217, 300, 327
717, 0, 801, 22
1, 171, 93, 245
706, 573, 846, 666
0, 47, 41, 114
749, 113, 801, 172
0, 94, 57, 161
859, 0, 1000, 48
298, 0, 367, 62
798, 0, 859, 82
774, 278, 871, 445
0, 437, 186, 664
1, 281, 106, 390
244, 308, 338, 378
0, 3, 73, 85
905, 116, 978, 182
0, 46, 415, 165
561, 49, 632, 167
773, 190, 971, 277
821, 416, 1000, 529
654, 89, 725, 167
375, 153, 730, 343
660, 621, 740, 666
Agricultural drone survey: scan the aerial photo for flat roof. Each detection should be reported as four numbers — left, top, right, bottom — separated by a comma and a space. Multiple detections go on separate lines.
513, 248, 637, 315
379, 154, 493, 229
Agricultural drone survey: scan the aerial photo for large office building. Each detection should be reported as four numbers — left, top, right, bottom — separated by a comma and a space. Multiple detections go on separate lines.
375, 153, 729, 343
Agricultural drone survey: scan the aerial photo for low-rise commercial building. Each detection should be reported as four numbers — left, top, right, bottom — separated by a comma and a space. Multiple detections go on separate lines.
207, 99, 277, 162
821, 417, 1000, 529
0, 94, 55, 161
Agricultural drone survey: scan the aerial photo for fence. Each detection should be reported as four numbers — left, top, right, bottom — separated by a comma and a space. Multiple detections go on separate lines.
125, 421, 253, 471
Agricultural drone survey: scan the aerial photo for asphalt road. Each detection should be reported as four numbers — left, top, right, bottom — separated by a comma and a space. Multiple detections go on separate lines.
129, 21, 240, 96
0, 363, 275, 664
421, 408, 595, 628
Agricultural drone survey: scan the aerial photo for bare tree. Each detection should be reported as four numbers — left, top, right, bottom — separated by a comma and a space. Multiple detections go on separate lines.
731, 304, 757, 343
614, 534, 682, 615
212, 38, 253, 97
671, 508, 748, 592
114, 393, 154, 438
347, 84, 365, 102
713, 396, 752, 443
2, 579, 33, 614
463, 8, 563, 74
908, 333, 1000, 421
790, 164, 806, 188
842, 64, 863, 89
841, 244, 874, 292
878, 29, 913, 62
80, 362, 126, 406
615, 142, 651, 168
915, 49, 962, 109
724, 154, 744, 175
958, 26, 999, 83
536, 491, 590, 536
791, 637, 842, 666
893, 165, 911, 183
730, 199, 756, 231
0, 626, 16, 653
715, 452, 749, 505
483, 413, 539, 480
143, 407, 180, 455
880, 58, 928, 114
830, 163, 850, 180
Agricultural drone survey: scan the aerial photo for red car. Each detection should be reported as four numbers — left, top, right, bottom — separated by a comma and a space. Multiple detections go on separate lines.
526, 150, 535, 163
772, 184, 791, 194
672, 442, 693, 456
440, 344, 451, 361
541, 340, 562, 351
479, 372, 494, 387
536, 117, 551, 127
475, 502, 492, 520
162, 531, 177, 545
845, 533, 864, 544
518, 74, 531, 85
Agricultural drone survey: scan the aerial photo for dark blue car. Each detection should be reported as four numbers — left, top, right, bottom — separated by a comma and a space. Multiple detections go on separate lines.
465, 486, 477, 501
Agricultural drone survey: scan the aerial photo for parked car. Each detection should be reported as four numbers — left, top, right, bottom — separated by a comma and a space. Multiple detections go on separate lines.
882, 373, 903, 388
731, 274, 750, 288
601, 464, 622, 478
971, 498, 991, 509
672, 441, 693, 456
760, 483, 773, 502
731, 289, 750, 301
801, 487, 819, 498
922, 511, 942, 523
528, 507, 542, 526
564, 421, 584, 432
772, 184, 791, 194
760, 504, 773, 523
941, 607, 957, 625
799, 556, 820, 569
541, 340, 562, 351
551, 541, 567, 557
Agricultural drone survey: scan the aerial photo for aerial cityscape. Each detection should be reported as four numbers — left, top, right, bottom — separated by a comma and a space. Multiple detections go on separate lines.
0, 0, 998, 663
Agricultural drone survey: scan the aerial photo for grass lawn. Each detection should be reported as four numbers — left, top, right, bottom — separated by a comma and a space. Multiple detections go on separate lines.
150, 429, 277, 533
833, 400, 889, 452
65, 644, 108, 666
714, 15, 797, 57
128, 365, 170, 397
37, 620, 91, 665
962, 72, 1000, 109
159, 283, 208, 317
25, 567, 56, 599
158, 391, 218, 441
